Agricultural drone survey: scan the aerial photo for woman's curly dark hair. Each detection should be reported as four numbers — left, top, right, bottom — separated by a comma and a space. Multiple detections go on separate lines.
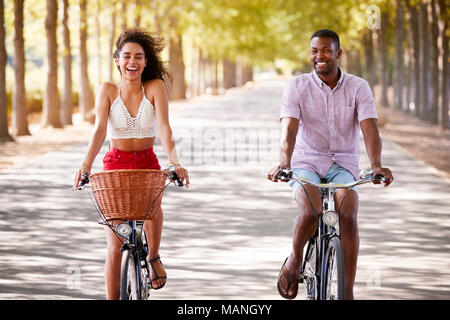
113, 28, 172, 85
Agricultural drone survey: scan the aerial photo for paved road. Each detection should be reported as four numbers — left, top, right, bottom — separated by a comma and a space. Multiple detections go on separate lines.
0, 79, 449, 300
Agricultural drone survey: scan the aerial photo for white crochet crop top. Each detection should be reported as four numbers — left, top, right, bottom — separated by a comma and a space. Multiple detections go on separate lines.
108, 86, 156, 139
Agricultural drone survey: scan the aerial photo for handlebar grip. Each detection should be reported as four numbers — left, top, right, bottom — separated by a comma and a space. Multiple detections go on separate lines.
276, 169, 292, 181
373, 174, 387, 183
77, 172, 90, 190
169, 169, 183, 187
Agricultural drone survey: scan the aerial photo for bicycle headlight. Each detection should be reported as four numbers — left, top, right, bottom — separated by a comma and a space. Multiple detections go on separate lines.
116, 223, 132, 238
323, 211, 339, 227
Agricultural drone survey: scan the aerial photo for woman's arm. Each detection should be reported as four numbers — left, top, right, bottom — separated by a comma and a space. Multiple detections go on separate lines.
72, 82, 112, 190
146, 79, 190, 187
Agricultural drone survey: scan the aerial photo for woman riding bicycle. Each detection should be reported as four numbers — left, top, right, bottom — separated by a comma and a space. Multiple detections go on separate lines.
72, 28, 190, 299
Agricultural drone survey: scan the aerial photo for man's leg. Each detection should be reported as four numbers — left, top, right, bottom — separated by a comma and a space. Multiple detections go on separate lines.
279, 184, 322, 298
335, 189, 359, 300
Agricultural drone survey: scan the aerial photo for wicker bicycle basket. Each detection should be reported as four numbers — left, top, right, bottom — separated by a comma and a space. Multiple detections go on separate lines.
89, 169, 168, 221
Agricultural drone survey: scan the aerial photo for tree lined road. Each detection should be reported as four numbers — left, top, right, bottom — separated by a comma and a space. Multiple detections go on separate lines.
0, 79, 449, 299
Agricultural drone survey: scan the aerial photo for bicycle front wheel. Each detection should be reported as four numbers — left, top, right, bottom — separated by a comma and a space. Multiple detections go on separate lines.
321, 236, 345, 300
302, 238, 319, 300
120, 249, 139, 300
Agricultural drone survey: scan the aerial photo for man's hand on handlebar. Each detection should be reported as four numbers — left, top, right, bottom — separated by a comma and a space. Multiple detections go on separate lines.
371, 166, 393, 187
267, 165, 292, 182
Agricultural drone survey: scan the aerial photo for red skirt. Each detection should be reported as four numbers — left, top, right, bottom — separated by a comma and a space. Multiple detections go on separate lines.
103, 146, 161, 171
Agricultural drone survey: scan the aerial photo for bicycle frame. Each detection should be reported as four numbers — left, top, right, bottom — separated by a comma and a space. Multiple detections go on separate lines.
301, 183, 342, 299
119, 220, 147, 299
287, 169, 384, 300
78, 166, 183, 300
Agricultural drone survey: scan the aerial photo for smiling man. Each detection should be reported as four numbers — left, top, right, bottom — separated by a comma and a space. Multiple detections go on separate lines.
268, 29, 393, 299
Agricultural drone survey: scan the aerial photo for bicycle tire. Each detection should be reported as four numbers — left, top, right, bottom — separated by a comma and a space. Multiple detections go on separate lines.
302, 238, 319, 300
321, 236, 345, 300
137, 227, 150, 300
120, 249, 139, 300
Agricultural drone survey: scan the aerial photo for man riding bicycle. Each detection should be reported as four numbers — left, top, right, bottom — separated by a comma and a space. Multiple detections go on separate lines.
267, 29, 393, 300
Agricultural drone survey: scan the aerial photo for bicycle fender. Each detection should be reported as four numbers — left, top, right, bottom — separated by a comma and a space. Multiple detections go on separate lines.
120, 242, 133, 253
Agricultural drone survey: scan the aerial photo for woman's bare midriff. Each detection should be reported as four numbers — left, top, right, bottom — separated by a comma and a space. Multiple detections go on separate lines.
110, 137, 155, 152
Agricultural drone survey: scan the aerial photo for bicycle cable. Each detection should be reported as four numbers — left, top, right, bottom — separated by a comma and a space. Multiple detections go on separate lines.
298, 182, 320, 220
336, 186, 356, 216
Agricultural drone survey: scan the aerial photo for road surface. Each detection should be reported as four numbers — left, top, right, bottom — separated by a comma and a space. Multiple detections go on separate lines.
0, 79, 449, 299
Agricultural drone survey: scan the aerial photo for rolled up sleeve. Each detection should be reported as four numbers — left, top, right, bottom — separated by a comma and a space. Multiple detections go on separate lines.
280, 79, 301, 120
356, 80, 378, 122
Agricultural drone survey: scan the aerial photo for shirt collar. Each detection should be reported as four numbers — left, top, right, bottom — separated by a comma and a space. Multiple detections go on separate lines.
312, 67, 345, 90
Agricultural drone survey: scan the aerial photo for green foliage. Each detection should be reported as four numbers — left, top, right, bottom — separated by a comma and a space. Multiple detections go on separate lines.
6, 0, 437, 90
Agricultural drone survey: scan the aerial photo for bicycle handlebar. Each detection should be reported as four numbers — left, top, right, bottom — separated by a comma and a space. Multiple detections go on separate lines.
276, 168, 386, 189
77, 167, 183, 190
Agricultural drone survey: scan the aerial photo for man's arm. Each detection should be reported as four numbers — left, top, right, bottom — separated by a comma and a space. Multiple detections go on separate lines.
268, 117, 299, 182
360, 118, 393, 186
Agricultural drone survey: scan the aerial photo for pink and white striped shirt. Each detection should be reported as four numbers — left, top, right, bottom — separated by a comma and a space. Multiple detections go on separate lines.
280, 69, 378, 179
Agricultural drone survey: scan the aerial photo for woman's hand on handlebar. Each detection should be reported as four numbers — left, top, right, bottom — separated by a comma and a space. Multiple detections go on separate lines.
170, 165, 190, 188
72, 168, 90, 191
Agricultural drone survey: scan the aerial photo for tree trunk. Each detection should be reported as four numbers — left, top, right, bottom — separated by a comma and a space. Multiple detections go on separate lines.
393, 0, 404, 111
242, 64, 253, 84
0, 0, 13, 141
407, 3, 421, 117
211, 59, 219, 95
363, 30, 376, 92
437, 0, 448, 129
12, 0, 30, 136
121, 1, 127, 30
109, 2, 116, 82
223, 58, 237, 89
378, 11, 390, 107
61, 0, 73, 125
134, 0, 141, 27
168, 30, 186, 100
420, 2, 430, 120
79, 0, 94, 121
346, 48, 361, 77
95, 0, 102, 85
42, 0, 62, 128
197, 48, 205, 96
430, 0, 439, 124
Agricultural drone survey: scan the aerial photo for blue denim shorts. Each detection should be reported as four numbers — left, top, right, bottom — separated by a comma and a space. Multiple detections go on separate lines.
288, 163, 357, 196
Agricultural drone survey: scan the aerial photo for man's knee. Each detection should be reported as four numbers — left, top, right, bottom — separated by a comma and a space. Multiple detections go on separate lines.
335, 189, 358, 224
294, 186, 322, 219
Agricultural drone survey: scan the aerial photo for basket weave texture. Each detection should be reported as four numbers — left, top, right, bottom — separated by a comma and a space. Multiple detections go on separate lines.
90, 169, 167, 221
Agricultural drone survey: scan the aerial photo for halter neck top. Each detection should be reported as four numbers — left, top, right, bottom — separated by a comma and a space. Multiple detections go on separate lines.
108, 85, 156, 139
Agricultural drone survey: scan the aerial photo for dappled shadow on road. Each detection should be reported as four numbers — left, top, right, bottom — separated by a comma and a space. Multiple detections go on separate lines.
355, 136, 450, 299
0, 144, 107, 299
1, 81, 449, 300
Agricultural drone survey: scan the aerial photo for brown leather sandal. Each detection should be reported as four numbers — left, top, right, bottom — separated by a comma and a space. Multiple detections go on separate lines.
277, 257, 300, 299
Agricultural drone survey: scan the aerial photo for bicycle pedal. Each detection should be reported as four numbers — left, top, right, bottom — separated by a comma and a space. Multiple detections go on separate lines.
298, 277, 304, 283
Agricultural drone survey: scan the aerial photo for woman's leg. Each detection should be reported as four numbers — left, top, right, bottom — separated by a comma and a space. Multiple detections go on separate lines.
104, 223, 123, 300
143, 208, 166, 288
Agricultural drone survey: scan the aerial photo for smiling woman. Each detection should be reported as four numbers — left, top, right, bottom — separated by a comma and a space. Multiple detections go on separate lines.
113, 29, 172, 84
72, 28, 190, 300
